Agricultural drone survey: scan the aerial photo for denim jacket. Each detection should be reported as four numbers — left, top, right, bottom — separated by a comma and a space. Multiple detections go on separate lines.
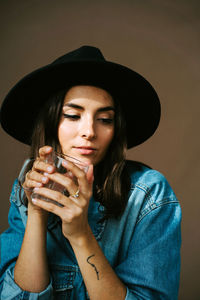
0, 161, 181, 299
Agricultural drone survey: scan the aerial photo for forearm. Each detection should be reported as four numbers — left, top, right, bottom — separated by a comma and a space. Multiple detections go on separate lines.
14, 206, 49, 292
70, 226, 127, 300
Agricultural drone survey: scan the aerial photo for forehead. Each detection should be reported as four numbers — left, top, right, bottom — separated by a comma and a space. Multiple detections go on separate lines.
63, 85, 114, 106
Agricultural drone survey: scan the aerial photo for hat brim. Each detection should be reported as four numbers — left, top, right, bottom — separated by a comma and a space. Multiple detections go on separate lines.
0, 59, 161, 148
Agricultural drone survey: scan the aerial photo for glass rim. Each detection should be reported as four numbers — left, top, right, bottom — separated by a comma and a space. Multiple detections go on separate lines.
54, 151, 89, 167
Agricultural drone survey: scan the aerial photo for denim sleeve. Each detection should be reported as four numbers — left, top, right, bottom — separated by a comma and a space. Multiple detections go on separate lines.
0, 179, 53, 299
116, 200, 181, 300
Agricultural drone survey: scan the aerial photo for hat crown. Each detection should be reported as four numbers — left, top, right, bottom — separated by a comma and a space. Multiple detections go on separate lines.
52, 46, 106, 65
1, 45, 160, 148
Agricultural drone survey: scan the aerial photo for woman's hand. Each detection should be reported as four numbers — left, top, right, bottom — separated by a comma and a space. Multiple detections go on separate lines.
23, 146, 55, 214
30, 154, 94, 245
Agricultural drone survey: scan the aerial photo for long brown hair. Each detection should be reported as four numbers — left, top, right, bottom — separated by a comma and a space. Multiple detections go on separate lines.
29, 86, 131, 219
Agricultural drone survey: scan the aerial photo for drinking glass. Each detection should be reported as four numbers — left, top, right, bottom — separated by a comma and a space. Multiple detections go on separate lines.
18, 151, 88, 206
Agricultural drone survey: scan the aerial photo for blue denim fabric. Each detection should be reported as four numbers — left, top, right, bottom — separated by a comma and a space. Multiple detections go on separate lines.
0, 161, 181, 299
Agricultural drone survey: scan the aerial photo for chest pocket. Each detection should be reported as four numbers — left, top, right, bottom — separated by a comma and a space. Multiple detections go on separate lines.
50, 264, 77, 299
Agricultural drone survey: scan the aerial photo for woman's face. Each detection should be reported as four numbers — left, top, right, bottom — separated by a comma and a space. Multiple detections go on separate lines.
58, 85, 115, 166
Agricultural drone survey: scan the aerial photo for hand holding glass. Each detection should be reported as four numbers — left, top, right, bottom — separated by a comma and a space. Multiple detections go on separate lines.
18, 151, 88, 206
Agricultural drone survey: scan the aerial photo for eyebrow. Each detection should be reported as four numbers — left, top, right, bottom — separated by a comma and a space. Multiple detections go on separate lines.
63, 103, 115, 112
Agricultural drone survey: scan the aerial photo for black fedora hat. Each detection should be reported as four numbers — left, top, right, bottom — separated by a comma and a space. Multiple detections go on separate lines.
0, 45, 161, 148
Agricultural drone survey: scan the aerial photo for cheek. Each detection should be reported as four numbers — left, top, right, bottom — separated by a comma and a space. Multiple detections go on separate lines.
58, 122, 74, 144
101, 127, 114, 148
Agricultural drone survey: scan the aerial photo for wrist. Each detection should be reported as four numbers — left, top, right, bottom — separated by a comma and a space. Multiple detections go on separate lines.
27, 203, 49, 224
68, 225, 94, 249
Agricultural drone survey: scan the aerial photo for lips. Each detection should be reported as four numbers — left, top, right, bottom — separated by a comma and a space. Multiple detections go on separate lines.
74, 145, 97, 150
74, 146, 97, 155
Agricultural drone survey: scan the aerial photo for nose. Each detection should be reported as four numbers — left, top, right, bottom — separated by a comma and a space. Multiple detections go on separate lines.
79, 117, 96, 140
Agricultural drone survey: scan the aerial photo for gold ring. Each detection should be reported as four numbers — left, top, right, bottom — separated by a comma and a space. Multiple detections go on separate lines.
71, 189, 80, 198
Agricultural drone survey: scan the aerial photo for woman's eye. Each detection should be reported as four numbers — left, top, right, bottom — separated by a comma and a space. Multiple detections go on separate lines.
63, 114, 80, 120
98, 118, 114, 124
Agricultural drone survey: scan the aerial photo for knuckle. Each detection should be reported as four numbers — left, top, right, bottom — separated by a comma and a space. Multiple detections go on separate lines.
25, 170, 31, 180
80, 199, 87, 208
47, 203, 55, 212
65, 213, 73, 223
60, 174, 71, 185
39, 198, 61, 213
82, 189, 92, 200
54, 192, 63, 203
76, 207, 83, 216
65, 176, 71, 184
79, 172, 85, 180
39, 147, 45, 155
33, 159, 39, 170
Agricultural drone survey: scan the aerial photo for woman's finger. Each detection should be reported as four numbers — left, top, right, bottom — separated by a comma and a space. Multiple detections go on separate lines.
38, 145, 53, 159
86, 164, 94, 184
43, 171, 78, 194
32, 187, 77, 208
28, 170, 49, 182
33, 159, 55, 174
23, 179, 43, 190
31, 197, 64, 216
61, 160, 92, 196
31, 196, 83, 223
40, 172, 87, 208
22, 170, 42, 190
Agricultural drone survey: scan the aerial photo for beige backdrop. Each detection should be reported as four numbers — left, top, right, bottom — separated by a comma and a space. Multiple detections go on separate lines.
0, 1, 199, 299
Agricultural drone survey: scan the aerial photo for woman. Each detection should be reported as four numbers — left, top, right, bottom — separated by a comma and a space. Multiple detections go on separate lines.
0, 46, 181, 299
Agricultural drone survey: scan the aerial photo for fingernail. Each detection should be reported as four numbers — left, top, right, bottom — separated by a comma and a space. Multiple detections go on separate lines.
42, 176, 48, 183
43, 172, 49, 177
32, 198, 37, 204
33, 187, 39, 192
47, 166, 54, 172
62, 160, 68, 167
